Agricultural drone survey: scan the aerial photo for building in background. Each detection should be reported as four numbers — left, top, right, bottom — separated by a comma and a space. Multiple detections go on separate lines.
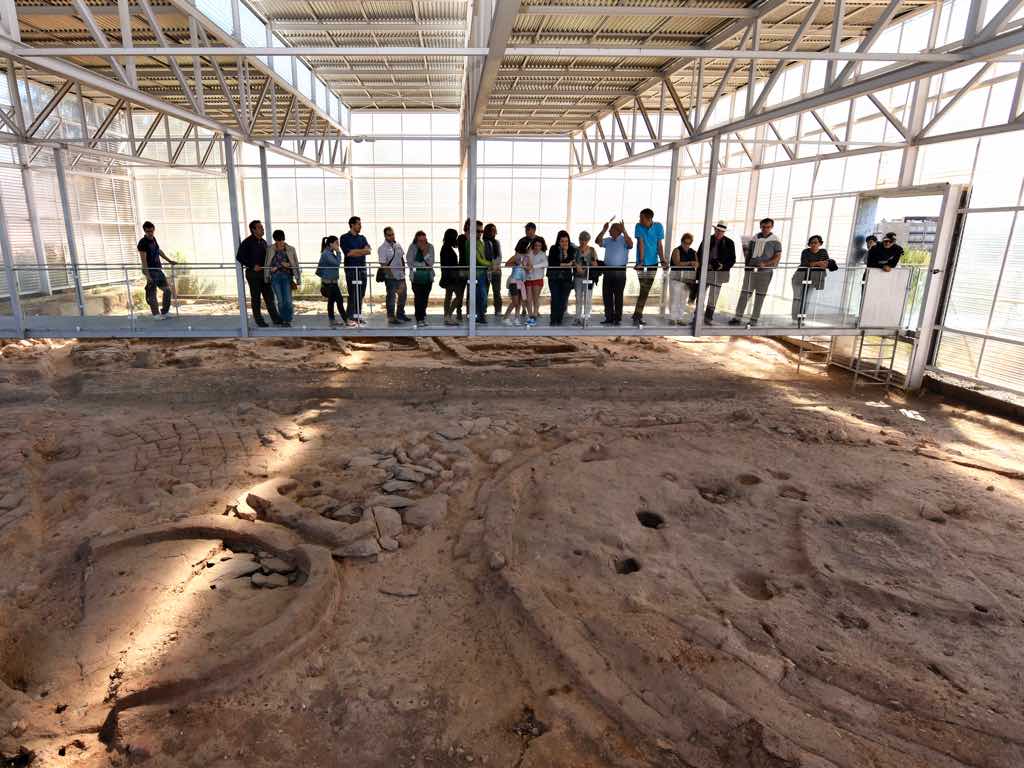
877, 217, 939, 252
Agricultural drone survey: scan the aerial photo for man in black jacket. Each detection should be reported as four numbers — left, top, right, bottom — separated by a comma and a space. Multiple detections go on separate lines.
695, 221, 736, 325
866, 232, 904, 271
236, 219, 281, 327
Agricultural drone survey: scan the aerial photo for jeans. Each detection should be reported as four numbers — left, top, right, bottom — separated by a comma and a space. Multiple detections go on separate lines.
271, 272, 294, 323
412, 281, 432, 322
602, 268, 626, 323
489, 270, 503, 315
385, 277, 408, 319
245, 267, 281, 325
633, 266, 658, 320
790, 269, 825, 322
734, 268, 774, 322
573, 277, 593, 321
145, 270, 172, 316
701, 270, 729, 320
345, 266, 367, 318
323, 281, 347, 323
548, 277, 572, 325
476, 270, 491, 319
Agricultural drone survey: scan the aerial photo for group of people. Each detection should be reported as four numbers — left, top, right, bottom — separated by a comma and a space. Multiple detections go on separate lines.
136, 210, 906, 329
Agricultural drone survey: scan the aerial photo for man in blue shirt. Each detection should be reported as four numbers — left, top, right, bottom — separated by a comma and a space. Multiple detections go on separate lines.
340, 215, 372, 324
595, 218, 633, 326
137, 221, 177, 320
633, 208, 664, 327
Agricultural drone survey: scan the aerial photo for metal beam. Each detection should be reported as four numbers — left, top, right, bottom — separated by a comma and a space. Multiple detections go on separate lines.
25, 80, 73, 137
223, 134, 248, 337
53, 147, 85, 317
692, 133, 721, 336
832, 0, 905, 88
520, 5, 762, 17
471, 1, 520, 133
16, 46, 993, 63
69, 0, 130, 85
271, 21, 464, 32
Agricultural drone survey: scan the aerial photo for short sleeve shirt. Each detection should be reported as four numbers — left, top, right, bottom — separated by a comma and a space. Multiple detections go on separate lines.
634, 222, 664, 266
340, 232, 369, 267
137, 237, 161, 270
599, 234, 630, 267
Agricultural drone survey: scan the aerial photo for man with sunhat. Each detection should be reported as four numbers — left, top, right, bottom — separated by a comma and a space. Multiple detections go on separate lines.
695, 220, 736, 325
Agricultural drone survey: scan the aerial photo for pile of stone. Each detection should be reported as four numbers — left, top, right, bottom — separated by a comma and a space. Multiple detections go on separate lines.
207, 548, 298, 589
226, 474, 450, 561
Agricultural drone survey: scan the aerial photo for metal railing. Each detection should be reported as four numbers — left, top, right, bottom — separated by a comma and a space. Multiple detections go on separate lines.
0, 259, 924, 338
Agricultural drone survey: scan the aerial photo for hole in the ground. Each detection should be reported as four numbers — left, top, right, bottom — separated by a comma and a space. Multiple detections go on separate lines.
615, 557, 641, 575
636, 511, 665, 529
737, 473, 763, 486
974, 604, 989, 613
734, 571, 774, 601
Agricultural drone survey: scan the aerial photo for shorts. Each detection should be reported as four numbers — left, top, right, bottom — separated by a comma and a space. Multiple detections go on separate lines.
525, 279, 544, 289
508, 285, 520, 296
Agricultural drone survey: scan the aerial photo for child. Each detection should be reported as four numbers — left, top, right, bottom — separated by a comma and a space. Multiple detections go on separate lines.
503, 251, 527, 325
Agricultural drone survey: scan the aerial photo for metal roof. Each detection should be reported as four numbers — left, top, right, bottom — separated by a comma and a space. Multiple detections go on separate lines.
6, 0, 946, 141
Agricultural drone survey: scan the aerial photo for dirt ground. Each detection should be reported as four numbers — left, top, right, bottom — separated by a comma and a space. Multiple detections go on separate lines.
0, 332, 1022, 768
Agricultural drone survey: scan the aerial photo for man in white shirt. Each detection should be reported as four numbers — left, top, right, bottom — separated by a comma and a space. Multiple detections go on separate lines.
730, 217, 782, 327
379, 226, 409, 324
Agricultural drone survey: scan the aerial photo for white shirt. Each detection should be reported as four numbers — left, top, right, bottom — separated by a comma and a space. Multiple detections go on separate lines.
378, 240, 405, 279
525, 250, 546, 281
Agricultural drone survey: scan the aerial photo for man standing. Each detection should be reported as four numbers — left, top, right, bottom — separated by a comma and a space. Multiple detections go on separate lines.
137, 221, 176, 320
378, 226, 409, 324
458, 219, 485, 323
632, 208, 665, 327
517, 222, 537, 254
236, 219, 281, 327
866, 232, 904, 271
595, 218, 633, 326
695, 221, 736, 325
341, 216, 371, 325
729, 217, 781, 327
484, 223, 503, 319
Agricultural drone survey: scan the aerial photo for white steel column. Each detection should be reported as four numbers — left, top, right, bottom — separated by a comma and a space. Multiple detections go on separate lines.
116, 0, 137, 87
467, 134, 477, 335
906, 184, 964, 390
0, 181, 24, 337
259, 145, 272, 236
224, 135, 249, 337
692, 134, 721, 335
53, 147, 85, 316
660, 145, 681, 316
18, 146, 51, 295
5, 64, 51, 297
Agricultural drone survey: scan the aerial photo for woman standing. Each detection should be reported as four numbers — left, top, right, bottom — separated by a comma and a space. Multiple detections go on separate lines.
407, 230, 435, 328
523, 236, 547, 327
791, 235, 829, 322
264, 229, 300, 327
440, 228, 466, 325
668, 233, 698, 325
573, 231, 598, 325
317, 236, 354, 327
547, 230, 577, 326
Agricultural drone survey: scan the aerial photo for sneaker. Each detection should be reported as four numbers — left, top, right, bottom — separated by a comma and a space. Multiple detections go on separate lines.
728, 318, 742, 326
632, 317, 645, 328
153, 314, 166, 321
526, 318, 537, 327
703, 313, 714, 325
346, 320, 357, 327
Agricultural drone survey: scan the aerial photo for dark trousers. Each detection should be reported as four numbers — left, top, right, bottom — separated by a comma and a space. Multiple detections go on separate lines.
548, 277, 572, 325
245, 268, 280, 325
444, 279, 467, 318
345, 266, 367, 318
385, 277, 407, 319
412, 281, 432, 322
633, 267, 657, 320
489, 270, 503, 315
602, 268, 626, 322
323, 282, 347, 323
145, 270, 172, 315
